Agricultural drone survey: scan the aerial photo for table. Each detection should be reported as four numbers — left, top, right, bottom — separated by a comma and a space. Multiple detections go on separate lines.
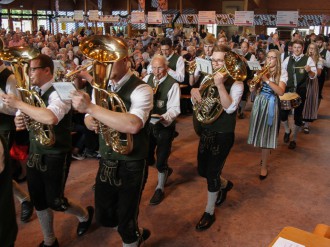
269, 226, 330, 247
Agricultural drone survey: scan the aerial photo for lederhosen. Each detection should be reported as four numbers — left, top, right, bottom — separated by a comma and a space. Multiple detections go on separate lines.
0, 68, 15, 148
197, 78, 236, 192
146, 74, 177, 172
26, 86, 72, 211
318, 49, 327, 98
280, 56, 309, 126
95, 75, 149, 244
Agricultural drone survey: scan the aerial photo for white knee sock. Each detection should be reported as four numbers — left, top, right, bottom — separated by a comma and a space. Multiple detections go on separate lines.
282, 121, 290, 133
36, 208, 56, 246
293, 125, 300, 141
156, 171, 167, 191
205, 191, 218, 215
123, 242, 138, 247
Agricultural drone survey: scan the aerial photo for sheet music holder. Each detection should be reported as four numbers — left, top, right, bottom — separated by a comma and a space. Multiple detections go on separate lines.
52, 82, 77, 101
196, 57, 213, 75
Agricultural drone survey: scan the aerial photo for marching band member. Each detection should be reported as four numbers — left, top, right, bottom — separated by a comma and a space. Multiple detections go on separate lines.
143, 54, 180, 205
71, 39, 153, 247
247, 49, 287, 179
190, 45, 243, 231
281, 39, 316, 149
3, 54, 93, 247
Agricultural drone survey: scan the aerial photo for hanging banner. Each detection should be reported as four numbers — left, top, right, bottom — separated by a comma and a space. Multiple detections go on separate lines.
234, 11, 254, 26
74, 10, 84, 21
131, 11, 145, 24
148, 11, 162, 24
99, 15, 120, 23
89, 10, 100, 21
276, 11, 298, 27
198, 11, 216, 25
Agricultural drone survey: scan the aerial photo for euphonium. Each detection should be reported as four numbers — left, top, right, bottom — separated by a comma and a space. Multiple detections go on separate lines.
247, 63, 270, 91
0, 46, 55, 146
193, 51, 247, 124
79, 35, 133, 154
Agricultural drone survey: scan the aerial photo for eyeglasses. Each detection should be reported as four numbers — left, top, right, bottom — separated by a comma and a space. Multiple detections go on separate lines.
211, 59, 224, 63
266, 56, 277, 60
29, 66, 45, 72
152, 67, 166, 71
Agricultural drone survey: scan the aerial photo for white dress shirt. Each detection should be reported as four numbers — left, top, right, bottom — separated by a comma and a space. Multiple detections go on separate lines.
143, 74, 181, 127
224, 81, 244, 114
282, 54, 317, 79
166, 52, 185, 83
319, 48, 330, 68
91, 70, 153, 127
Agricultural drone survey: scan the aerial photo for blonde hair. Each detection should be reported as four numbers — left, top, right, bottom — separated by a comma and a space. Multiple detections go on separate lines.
306, 43, 320, 64
268, 49, 281, 85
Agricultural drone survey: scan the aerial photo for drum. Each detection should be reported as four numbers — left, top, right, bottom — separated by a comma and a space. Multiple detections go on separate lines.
279, 92, 302, 110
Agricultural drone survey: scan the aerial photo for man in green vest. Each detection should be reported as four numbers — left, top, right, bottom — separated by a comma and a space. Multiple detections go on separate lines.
315, 35, 330, 100
160, 37, 185, 83
2, 54, 94, 247
281, 39, 316, 149
71, 47, 153, 247
143, 54, 181, 205
190, 45, 244, 231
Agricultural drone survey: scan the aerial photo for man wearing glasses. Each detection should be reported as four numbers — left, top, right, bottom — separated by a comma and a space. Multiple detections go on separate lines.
143, 54, 180, 205
2, 54, 93, 247
190, 45, 243, 231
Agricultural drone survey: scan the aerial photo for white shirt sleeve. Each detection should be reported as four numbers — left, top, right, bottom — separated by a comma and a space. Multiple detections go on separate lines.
307, 57, 317, 79
161, 83, 181, 127
167, 56, 185, 83
280, 69, 288, 84
224, 81, 244, 114
324, 50, 330, 68
129, 84, 153, 127
47, 91, 71, 124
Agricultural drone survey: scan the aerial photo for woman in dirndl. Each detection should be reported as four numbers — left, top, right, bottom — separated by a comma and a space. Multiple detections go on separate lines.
302, 43, 321, 134
247, 49, 287, 180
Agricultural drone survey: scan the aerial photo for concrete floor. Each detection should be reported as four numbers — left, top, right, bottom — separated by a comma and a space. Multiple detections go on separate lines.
14, 82, 330, 247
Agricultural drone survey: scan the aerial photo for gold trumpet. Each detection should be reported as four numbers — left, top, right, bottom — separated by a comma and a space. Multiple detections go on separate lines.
64, 62, 93, 80
247, 63, 270, 91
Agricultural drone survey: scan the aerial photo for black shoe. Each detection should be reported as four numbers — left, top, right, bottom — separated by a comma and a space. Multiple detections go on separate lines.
288, 141, 296, 150
21, 201, 33, 222
215, 180, 233, 206
39, 239, 59, 247
77, 206, 94, 236
238, 113, 245, 119
173, 131, 179, 138
259, 173, 268, 180
149, 189, 164, 205
138, 228, 151, 247
195, 212, 215, 231
283, 130, 291, 143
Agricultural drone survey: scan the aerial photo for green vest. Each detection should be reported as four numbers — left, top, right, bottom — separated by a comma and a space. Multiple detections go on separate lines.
168, 53, 180, 71
201, 77, 237, 133
0, 68, 15, 131
147, 74, 176, 116
287, 55, 309, 91
99, 75, 149, 161
29, 86, 72, 154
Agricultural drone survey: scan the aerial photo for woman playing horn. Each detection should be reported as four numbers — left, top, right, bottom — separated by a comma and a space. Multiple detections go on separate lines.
247, 49, 287, 180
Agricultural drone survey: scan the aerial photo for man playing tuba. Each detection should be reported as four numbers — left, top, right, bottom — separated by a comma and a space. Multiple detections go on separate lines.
190, 45, 244, 231
2, 54, 94, 247
71, 38, 153, 247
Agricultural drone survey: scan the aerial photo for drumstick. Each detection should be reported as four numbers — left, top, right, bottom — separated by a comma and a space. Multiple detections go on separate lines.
293, 66, 316, 69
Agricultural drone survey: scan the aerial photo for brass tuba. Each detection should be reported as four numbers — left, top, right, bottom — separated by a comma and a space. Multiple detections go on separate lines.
79, 35, 133, 154
193, 51, 247, 124
0, 46, 55, 146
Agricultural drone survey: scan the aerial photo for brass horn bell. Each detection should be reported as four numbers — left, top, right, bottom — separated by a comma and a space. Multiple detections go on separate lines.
79, 35, 133, 155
